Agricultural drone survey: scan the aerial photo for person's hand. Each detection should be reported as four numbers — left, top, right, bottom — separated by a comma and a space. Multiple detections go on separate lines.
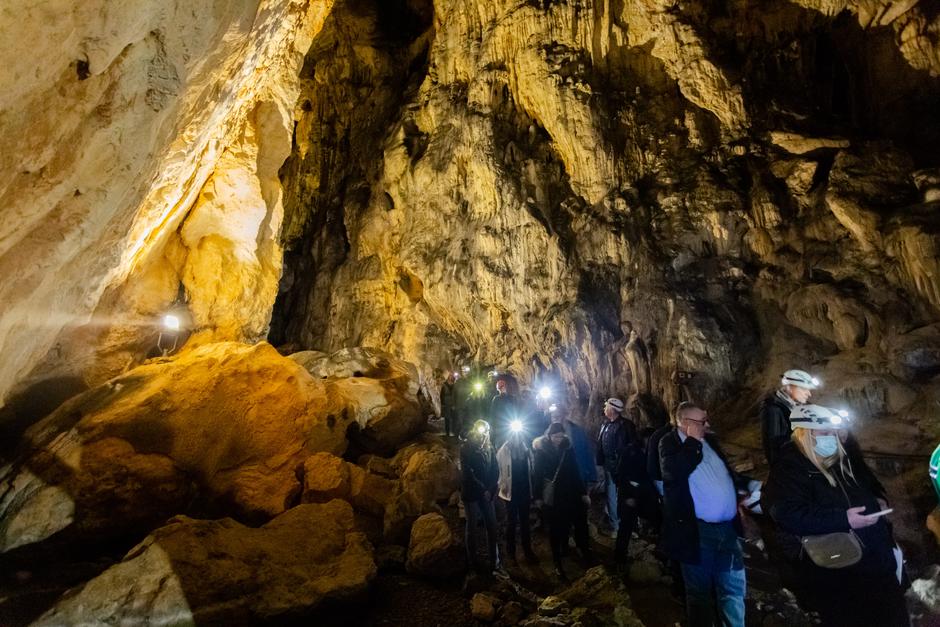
685, 419, 707, 441
581, 494, 591, 505
847, 506, 878, 529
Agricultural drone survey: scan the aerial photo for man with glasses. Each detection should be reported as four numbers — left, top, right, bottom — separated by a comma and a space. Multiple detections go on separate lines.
659, 401, 751, 627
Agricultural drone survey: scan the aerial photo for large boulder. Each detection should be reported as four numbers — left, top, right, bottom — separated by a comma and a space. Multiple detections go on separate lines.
405, 512, 462, 577
301, 452, 396, 517
391, 434, 461, 505
32, 500, 376, 626
0, 342, 352, 553
291, 347, 426, 452
381, 435, 459, 543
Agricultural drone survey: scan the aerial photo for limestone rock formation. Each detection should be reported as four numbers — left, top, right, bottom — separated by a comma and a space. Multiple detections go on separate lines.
32, 500, 376, 626
301, 451, 396, 516
291, 347, 426, 452
405, 512, 462, 577
0, 0, 336, 411
0, 342, 350, 552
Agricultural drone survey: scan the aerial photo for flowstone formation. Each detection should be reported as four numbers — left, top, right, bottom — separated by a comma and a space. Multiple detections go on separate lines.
273, 0, 940, 438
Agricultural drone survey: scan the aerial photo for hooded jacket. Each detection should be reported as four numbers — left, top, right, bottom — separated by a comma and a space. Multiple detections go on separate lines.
497, 439, 534, 502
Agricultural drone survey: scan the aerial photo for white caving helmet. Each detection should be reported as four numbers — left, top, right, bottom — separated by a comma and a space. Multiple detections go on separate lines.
781, 369, 820, 390
789, 404, 849, 430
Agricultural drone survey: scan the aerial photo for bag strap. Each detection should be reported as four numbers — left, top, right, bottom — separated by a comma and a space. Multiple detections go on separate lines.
551, 450, 567, 483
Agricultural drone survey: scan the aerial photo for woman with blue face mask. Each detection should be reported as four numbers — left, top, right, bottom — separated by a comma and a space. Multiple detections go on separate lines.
763, 405, 909, 627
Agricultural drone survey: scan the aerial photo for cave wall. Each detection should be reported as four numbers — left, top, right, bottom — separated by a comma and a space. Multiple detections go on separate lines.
273, 0, 940, 442
0, 0, 333, 422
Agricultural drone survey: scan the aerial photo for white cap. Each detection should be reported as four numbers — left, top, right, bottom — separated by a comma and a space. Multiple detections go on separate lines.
605, 398, 624, 412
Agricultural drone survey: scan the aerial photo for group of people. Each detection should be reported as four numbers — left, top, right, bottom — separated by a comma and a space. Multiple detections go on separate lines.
453, 367, 911, 627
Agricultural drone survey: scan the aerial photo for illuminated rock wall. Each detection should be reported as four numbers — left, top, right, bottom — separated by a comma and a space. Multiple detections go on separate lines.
0, 0, 333, 411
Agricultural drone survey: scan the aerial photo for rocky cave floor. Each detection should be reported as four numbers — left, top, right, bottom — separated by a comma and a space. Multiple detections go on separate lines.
2, 417, 894, 627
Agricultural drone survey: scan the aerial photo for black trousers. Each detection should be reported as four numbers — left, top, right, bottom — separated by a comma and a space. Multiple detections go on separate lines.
505, 496, 532, 554
614, 489, 639, 563
548, 502, 591, 566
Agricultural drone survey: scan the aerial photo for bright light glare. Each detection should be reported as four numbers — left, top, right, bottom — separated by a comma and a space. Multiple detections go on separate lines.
538, 386, 552, 400
462, 366, 471, 373
811, 377, 821, 386
510, 420, 523, 433
548, 404, 557, 413
163, 314, 180, 331
473, 382, 483, 392
838, 410, 849, 418
476, 425, 487, 434
831, 415, 843, 425
453, 372, 459, 378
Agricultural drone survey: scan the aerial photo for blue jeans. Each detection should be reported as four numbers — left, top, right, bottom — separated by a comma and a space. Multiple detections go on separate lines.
680, 520, 746, 627
464, 498, 499, 570
605, 470, 619, 530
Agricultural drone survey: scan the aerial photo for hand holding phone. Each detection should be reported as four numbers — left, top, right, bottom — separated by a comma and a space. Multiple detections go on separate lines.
868, 508, 893, 519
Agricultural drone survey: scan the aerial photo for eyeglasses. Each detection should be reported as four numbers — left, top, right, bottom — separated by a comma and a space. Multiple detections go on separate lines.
683, 416, 709, 425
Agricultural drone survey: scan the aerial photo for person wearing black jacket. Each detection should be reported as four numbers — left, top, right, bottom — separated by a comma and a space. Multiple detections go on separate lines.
659, 401, 754, 627
460, 420, 500, 573
760, 369, 817, 465
596, 397, 645, 564
764, 404, 908, 627
440, 371, 459, 437
534, 423, 593, 580
490, 378, 520, 448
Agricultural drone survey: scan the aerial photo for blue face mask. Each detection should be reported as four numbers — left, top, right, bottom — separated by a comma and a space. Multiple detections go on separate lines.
814, 434, 839, 457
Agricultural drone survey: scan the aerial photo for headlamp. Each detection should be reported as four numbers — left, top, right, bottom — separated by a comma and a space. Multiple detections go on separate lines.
476, 424, 487, 435
831, 415, 843, 425
538, 386, 552, 400
811, 377, 821, 387
510, 420, 523, 433
163, 314, 181, 331
473, 381, 483, 392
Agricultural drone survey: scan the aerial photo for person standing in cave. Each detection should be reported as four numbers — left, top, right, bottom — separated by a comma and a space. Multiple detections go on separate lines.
660, 401, 753, 627
596, 398, 648, 567
533, 422, 594, 581
546, 401, 597, 487
489, 377, 519, 448
763, 405, 908, 627
496, 426, 536, 562
595, 398, 636, 535
759, 369, 818, 465
440, 370, 459, 437
461, 420, 501, 573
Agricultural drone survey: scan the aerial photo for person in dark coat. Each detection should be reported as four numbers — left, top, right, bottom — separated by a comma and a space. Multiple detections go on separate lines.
759, 369, 817, 465
460, 419, 500, 572
533, 423, 593, 580
659, 401, 755, 627
596, 397, 646, 564
647, 420, 673, 496
440, 371, 459, 437
763, 404, 907, 627
490, 377, 521, 448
